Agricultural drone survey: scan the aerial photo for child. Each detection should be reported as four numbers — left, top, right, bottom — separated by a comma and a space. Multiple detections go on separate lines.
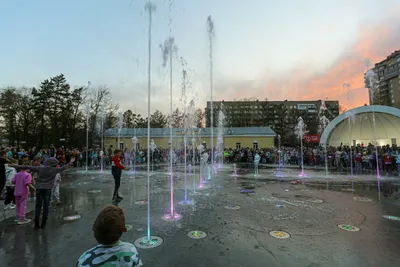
76, 205, 143, 267
13, 156, 75, 230
4, 162, 17, 210
111, 150, 128, 202
12, 167, 35, 224
52, 173, 61, 205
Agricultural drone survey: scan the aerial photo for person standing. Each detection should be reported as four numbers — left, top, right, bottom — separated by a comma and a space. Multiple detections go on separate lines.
0, 150, 8, 200
111, 150, 128, 202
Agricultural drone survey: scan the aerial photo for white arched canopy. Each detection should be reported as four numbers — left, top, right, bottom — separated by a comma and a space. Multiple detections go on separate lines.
320, 105, 400, 147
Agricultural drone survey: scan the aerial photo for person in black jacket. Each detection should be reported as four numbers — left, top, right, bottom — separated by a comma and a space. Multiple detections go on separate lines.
0, 150, 8, 199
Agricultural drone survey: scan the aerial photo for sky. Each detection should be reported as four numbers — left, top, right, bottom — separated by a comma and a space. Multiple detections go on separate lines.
1, 0, 399, 116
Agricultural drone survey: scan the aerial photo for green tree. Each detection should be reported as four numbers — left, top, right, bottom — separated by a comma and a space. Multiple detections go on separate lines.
0, 88, 19, 146
150, 110, 167, 128
123, 110, 135, 128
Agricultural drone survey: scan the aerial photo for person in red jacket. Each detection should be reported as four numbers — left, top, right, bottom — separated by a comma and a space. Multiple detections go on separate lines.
112, 150, 128, 202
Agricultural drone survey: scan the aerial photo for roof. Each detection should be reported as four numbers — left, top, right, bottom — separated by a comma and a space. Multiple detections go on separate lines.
105, 127, 276, 137
320, 105, 400, 146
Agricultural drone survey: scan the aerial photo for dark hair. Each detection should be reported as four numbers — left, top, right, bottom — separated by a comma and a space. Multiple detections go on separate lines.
114, 149, 122, 155
93, 206, 126, 245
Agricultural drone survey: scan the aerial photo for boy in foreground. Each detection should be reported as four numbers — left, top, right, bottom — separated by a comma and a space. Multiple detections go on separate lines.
76, 205, 143, 267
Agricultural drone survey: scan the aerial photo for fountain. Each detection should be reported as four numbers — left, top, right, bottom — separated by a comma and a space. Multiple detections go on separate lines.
207, 15, 215, 175
254, 152, 260, 177
160, 5, 180, 221
134, 1, 163, 249
318, 115, 330, 177
232, 163, 238, 177
216, 107, 225, 169
295, 117, 307, 177
201, 150, 210, 184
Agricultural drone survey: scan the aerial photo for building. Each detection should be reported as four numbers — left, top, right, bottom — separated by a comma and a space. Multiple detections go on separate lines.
320, 105, 400, 147
365, 50, 400, 107
104, 127, 276, 150
204, 100, 339, 142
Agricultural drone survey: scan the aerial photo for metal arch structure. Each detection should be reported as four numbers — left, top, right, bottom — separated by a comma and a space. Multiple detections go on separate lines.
319, 105, 400, 147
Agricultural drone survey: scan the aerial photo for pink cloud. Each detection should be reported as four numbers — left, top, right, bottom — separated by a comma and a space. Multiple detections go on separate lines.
215, 14, 400, 111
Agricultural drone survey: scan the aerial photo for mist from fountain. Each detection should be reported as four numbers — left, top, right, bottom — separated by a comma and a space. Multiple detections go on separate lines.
365, 68, 381, 180
207, 15, 215, 176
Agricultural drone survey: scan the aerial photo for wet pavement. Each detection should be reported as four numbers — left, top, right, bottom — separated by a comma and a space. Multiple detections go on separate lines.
1, 164, 400, 267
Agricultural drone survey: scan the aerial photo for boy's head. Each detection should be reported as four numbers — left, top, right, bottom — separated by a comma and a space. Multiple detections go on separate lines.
93, 206, 126, 245
114, 149, 122, 157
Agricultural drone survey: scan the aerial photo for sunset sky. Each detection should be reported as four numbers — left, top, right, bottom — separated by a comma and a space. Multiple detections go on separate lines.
1, 0, 399, 116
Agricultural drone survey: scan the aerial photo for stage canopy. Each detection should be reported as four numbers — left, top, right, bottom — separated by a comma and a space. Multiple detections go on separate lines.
320, 105, 400, 147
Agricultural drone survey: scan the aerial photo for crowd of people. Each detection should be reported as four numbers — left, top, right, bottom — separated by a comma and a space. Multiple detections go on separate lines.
1, 141, 400, 266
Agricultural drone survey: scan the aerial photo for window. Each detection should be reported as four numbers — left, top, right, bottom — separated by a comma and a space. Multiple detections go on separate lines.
236, 143, 241, 149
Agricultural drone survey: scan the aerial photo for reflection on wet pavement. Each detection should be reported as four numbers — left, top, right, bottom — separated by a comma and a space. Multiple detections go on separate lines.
0, 164, 399, 267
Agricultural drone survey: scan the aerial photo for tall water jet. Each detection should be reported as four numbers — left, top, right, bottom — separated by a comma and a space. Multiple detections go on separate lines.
197, 143, 205, 188
134, 1, 164, 249
117, 110, 124, 149
84, 89, 91, 173
160, 37, 178, 218
216, 107, 225, 169
318, 115, 330, 177
98, 104, 105, 173
365, 68, 381, 179
295, 117, 307, 177
207, 15, 215, 174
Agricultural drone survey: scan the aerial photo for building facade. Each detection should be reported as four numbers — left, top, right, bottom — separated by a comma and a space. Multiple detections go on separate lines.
204, 100, 339, 143
365, 50, 400, 107
105, 127, 276, 150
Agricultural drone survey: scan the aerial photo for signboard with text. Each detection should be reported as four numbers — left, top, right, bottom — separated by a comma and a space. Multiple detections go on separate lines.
304, 134, 320, 143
